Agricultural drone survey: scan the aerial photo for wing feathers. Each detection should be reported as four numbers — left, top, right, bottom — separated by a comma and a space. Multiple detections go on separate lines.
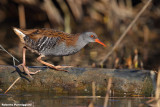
13, 27, 80, 46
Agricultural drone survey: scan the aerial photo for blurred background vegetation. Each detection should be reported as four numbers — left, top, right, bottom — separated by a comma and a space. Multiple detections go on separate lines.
0, 0, 160, 70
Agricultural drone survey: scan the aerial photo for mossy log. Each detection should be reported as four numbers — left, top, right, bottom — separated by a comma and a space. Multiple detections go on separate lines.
0, 65, 156, 96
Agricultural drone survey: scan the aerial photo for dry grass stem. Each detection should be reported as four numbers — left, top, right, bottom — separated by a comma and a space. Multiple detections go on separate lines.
66, 0, 82, 20
103, 77, 112, 107
57, 0, 71, 33
4, 77, 21, 94
155, 68, 160, 106
100, 0, 152, 65
18, 4, 26, 29
92, 81, 96, 102
42, 0, 63, 24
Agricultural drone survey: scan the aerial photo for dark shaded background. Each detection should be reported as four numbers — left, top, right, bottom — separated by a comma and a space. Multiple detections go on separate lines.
0, 0, 160, 70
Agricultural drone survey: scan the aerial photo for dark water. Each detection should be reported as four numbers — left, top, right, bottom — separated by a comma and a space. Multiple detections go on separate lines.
0, 92, 150, 107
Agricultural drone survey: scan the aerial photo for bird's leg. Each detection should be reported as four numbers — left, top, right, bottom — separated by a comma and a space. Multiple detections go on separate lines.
37, 55, 69, 72
19, 47, 40, 78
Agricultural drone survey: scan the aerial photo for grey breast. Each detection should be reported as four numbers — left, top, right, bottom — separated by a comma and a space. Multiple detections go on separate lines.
48, 42, 79, 56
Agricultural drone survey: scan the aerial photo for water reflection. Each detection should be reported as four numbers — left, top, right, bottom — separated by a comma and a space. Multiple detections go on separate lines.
0, 92, 150, 107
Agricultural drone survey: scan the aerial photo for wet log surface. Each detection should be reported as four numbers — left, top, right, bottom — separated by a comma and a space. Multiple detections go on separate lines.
0, 65, 155, 96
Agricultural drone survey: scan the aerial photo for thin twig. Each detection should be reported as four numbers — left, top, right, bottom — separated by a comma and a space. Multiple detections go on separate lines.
4, 77, 21, 94
103, 77, 112, 107
13, 58, 15, 66
0, 45, 19, 66
100, 0, 152, 65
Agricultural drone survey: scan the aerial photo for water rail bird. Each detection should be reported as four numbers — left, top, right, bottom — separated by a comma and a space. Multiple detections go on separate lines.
13, 27, 106, 78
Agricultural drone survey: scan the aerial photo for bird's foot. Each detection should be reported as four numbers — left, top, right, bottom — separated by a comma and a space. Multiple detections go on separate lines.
46, 64, 70, 72
18, 64, 41, 78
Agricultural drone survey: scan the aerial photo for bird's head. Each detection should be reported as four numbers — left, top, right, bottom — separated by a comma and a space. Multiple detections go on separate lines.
81, 32, 106, 47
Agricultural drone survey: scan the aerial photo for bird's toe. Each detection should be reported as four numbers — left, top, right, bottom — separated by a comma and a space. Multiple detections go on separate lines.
56, 65, 73, 69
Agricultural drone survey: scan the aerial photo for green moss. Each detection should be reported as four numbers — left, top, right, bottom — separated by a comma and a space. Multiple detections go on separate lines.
141, 77, 153, 97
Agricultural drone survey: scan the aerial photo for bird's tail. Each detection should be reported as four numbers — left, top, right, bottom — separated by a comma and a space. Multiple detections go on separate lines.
13, 27, 26, 43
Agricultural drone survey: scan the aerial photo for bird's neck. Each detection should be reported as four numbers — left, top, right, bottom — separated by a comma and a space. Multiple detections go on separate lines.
75, 34, 88, 50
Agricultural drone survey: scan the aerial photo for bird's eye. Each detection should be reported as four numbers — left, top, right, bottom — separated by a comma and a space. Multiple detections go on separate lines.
90, 35, 94, 38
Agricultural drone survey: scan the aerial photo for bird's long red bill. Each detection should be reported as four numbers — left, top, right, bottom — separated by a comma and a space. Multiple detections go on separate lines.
95, 39, 106, 47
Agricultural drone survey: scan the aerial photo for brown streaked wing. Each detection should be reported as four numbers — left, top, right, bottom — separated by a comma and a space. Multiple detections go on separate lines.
19, 28, 70, 41
19, 28, 80, 46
